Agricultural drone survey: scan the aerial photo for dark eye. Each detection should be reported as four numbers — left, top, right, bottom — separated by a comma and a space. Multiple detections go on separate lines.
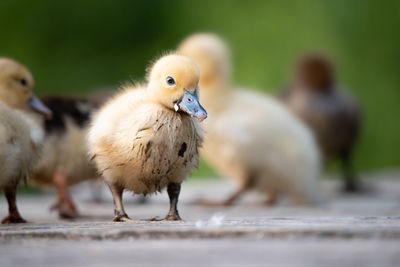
187, 97, 193, 102
166, 76, 175, 86
20, 79, 27, 86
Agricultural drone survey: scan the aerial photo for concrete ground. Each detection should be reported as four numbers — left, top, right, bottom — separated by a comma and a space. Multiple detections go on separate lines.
1, 169, 400, 267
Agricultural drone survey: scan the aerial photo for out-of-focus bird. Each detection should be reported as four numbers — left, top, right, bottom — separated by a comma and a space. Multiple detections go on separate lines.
0, 58, 52, 223
281, 53, 361, 192
178, 33, 322, 205
29, 96, 99, 218
88, 54, 207, 222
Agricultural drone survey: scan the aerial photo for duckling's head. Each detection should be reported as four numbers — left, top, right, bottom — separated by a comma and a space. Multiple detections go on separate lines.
178, 33, 231, 89
0, 58, 52, 117
295, 53, 335, 92
147, 54, 207, 121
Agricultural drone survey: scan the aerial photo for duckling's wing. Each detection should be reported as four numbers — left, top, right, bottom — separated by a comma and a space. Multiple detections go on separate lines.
122, 103, 171, 150
100, 103, 181, 180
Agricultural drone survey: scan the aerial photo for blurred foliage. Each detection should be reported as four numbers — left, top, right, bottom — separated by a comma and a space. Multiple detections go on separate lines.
0, 0, 399, 177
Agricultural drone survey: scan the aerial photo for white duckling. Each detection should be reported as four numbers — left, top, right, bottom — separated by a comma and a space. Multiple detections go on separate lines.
178, 33, 322, 205
0, 58, 52, 223
29, 96, 99, 218
88, 54, 207, 222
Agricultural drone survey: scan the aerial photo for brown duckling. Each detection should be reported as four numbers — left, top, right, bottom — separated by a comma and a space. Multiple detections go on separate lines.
281, 53, 361, 192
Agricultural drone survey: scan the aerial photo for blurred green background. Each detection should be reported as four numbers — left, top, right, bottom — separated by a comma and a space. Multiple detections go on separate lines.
1, 0, 399, 177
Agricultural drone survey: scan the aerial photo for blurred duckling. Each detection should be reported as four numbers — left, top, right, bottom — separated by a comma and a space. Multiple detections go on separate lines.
29, 96, 99, 218
178, 33, 322, 205
0, 58, 51, 223
281, 53, 361, 192
88, 54, 207, 222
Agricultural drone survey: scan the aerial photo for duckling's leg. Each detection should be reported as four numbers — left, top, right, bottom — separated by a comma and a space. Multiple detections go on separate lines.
341, 151, 359, 192
264, 189, 278, 206
1, 185, 26, 224
53, 171, 78, 219
164, 182, 182, 221
194, 178, 252, 206
106, 182, 132, 222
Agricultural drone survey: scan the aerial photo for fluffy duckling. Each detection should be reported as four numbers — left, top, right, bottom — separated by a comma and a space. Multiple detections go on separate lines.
281, 53, 361, 192
29, 96, 99, 218
178, 33, 322, 205
88, 89, 149, 205
0, 58, 51, 223
88, 54, 207, 222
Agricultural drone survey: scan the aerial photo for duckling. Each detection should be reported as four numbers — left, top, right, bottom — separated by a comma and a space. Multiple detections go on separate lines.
281, 53, 361, 192
0, 57, 51, 223
88, 54, 207, 222
178, 33, 322, 205
88, 88, 149, 205
29, 96, 99, 218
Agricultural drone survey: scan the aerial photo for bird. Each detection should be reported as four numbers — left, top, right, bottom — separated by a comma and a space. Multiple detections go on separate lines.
89, 88, 150, 205
280, 53, 361, 192
178, 33, 322, 206
0, 57, 52, 223
88, 54, 207, 222
28, 95, 100, 218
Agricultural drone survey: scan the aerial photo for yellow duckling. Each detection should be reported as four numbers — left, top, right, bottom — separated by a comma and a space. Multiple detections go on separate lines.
178, 33, 322, 205
29, 96, 99, 218
88, 54, 207, 222
0, 58, 52, 223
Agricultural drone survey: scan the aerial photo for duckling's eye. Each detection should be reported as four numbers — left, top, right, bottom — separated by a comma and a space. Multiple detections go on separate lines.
166, 76, 175, 86
20, 79, 27, 86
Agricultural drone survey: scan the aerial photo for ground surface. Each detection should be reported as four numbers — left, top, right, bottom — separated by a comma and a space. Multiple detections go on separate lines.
1, 170, 400, 267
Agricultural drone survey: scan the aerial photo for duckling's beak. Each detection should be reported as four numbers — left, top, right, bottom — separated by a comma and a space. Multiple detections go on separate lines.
28, 95, 53, 119
175, 89, 207, 121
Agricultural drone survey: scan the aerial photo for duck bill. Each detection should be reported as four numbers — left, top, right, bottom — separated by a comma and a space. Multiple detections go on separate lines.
176, 90, 207, 122
28, 95, 52, 119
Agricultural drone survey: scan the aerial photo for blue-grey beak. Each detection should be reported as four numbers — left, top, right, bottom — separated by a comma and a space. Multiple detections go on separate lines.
175, 89, 207, 121
28, 95, 53, 119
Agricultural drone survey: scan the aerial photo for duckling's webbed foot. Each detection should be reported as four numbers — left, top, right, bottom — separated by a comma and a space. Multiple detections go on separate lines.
58, 205, 79, 219
107, 182, 132, 222
1, 186, 26, 224
1, 214, 26, 224
164, 182, 182, 221
53, 171, 79, 219
112, 212, 133, 222
264, 189, 278, 206
343, 179, 359, 193
164, 214, 182, 221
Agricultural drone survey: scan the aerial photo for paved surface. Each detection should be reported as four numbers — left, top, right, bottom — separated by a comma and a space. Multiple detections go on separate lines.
1, 169, 400, 267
